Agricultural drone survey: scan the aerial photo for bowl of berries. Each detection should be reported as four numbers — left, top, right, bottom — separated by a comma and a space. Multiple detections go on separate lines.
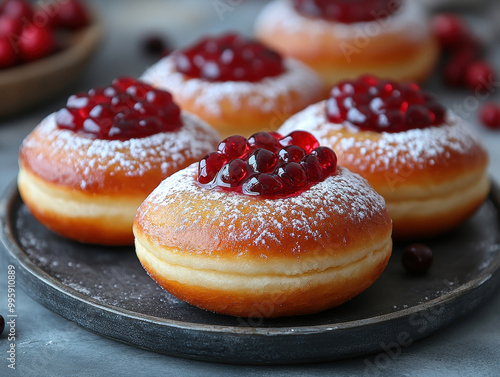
0, 0, 103, 117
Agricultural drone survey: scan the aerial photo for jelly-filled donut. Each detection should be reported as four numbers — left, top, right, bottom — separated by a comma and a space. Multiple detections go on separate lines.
255, 0, 439, 86
134, 131, 392, 317
279, 75, 490, 239
141, 32, 326, 137
18, 77, 219, 245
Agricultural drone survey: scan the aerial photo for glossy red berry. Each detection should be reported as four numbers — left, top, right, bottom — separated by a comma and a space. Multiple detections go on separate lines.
142, 34, 171, 56
2, 0, 33, 21
198, 152, 227, 185
327, 75, 446, 132
218, 159, 248, 187
247, 148, 278, 173
465, 61, 496, 92
174, 32, 284, 82
197, 131, 336, 198
479, 104, 500, 130
0, 36, 17, 68
278, 145, 306, 163
431, 14, 467, 49
55, 77, 183, 140
242, 174, 283, 196
53, 0, 91, 30
218, 135, 249, 159
248, 131, 280, 151
19, 24, 56, 61
280, 130, 319, 153
292, 0, 401, 23
0, 15, 23, 36
402, 244, 433, 275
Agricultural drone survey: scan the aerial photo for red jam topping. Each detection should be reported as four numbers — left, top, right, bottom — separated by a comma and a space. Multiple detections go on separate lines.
174, 33, 284, 82
55, 77, 182, 140
292, 0, 401, 24
326, 75, 446, 133
198, 131, 337, 198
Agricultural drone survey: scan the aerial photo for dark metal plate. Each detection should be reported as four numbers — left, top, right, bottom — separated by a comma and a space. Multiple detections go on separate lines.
1, 181, 500, 364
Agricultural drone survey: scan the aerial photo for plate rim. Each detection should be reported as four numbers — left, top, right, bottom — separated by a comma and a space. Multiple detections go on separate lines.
2, 178, 500, 338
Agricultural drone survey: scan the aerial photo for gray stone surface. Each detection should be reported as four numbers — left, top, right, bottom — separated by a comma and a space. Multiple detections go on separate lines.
0, 0, 500, 375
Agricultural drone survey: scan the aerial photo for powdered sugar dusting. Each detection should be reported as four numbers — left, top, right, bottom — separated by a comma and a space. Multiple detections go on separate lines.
278, 101, 484, 174
141, 56, 324, 117
255, 0, 429, 42
23, 112, 219, 186
140, 164, 387, 253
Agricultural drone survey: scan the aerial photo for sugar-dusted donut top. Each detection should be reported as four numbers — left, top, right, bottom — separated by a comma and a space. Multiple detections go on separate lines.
140, 56, 324, 117
135, 164, 391, 257
278, 101, 489, 187
19, 112, 220, 195
255, 0, 429, 42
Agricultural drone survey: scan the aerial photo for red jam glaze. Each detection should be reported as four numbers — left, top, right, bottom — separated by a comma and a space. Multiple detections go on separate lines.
292, 0, 401, 24
326, 75, 446, 133
174, 32, 284, 82
198, 131, 337, 198
55, 77, 183, 140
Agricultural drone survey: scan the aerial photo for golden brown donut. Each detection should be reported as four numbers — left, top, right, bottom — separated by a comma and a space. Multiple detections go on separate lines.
278, 101, 490, 239
141, 51, 326, 138
134, 164, 392, 318
255, 0, 439, 87
18, 112, 220, 245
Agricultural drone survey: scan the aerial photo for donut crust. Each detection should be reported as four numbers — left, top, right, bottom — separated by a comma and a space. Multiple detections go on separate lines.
141, 57, 327, 137
278, 101, 490, 239
133, 165, 393, 317
255, 0, 439, 86
18, 112, 220, 245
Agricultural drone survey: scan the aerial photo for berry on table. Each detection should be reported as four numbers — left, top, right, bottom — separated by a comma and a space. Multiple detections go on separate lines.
402, 244, 433, 275
479, 103, 500, 130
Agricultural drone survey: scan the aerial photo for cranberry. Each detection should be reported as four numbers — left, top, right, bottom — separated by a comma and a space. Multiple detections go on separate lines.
311, 147, 337, 176
292, 0, 401, 24
55, 77, 183, 140
479, 104, 500, 130
278, 145, 306, 163
248, 149, 278, 173
0, 16, 23, 36
218, 159, 248, 187
248, 131, 280, 152
243, 174, 283, 196
402, 244, 433, 275
198, 152, 227, 185
443, 50, 475, 87
431, 14, 467, 50
280, 130, 319, 153
52, 0, 91, 30
0, 314, 4, 336
197, 131, 337, 198
19, 24, 56, 61
465, 61, 496, 92
2, 0, 33, 21
218, 135, 249, 159
0, 36, 17, 68
142, 34, 171, 56
174, 32, 284, 82
326, 75, 446, 133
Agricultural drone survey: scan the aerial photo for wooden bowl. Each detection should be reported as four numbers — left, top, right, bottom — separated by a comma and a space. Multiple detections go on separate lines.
0, 17, 104, 117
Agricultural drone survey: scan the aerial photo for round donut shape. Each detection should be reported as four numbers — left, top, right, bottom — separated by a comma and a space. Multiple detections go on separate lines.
278, 101, 491, 239
133, 164, 393, 318
18, 112, 220, 245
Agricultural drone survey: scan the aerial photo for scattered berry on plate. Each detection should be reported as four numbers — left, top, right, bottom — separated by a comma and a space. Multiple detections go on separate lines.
402, 244, 433, 275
